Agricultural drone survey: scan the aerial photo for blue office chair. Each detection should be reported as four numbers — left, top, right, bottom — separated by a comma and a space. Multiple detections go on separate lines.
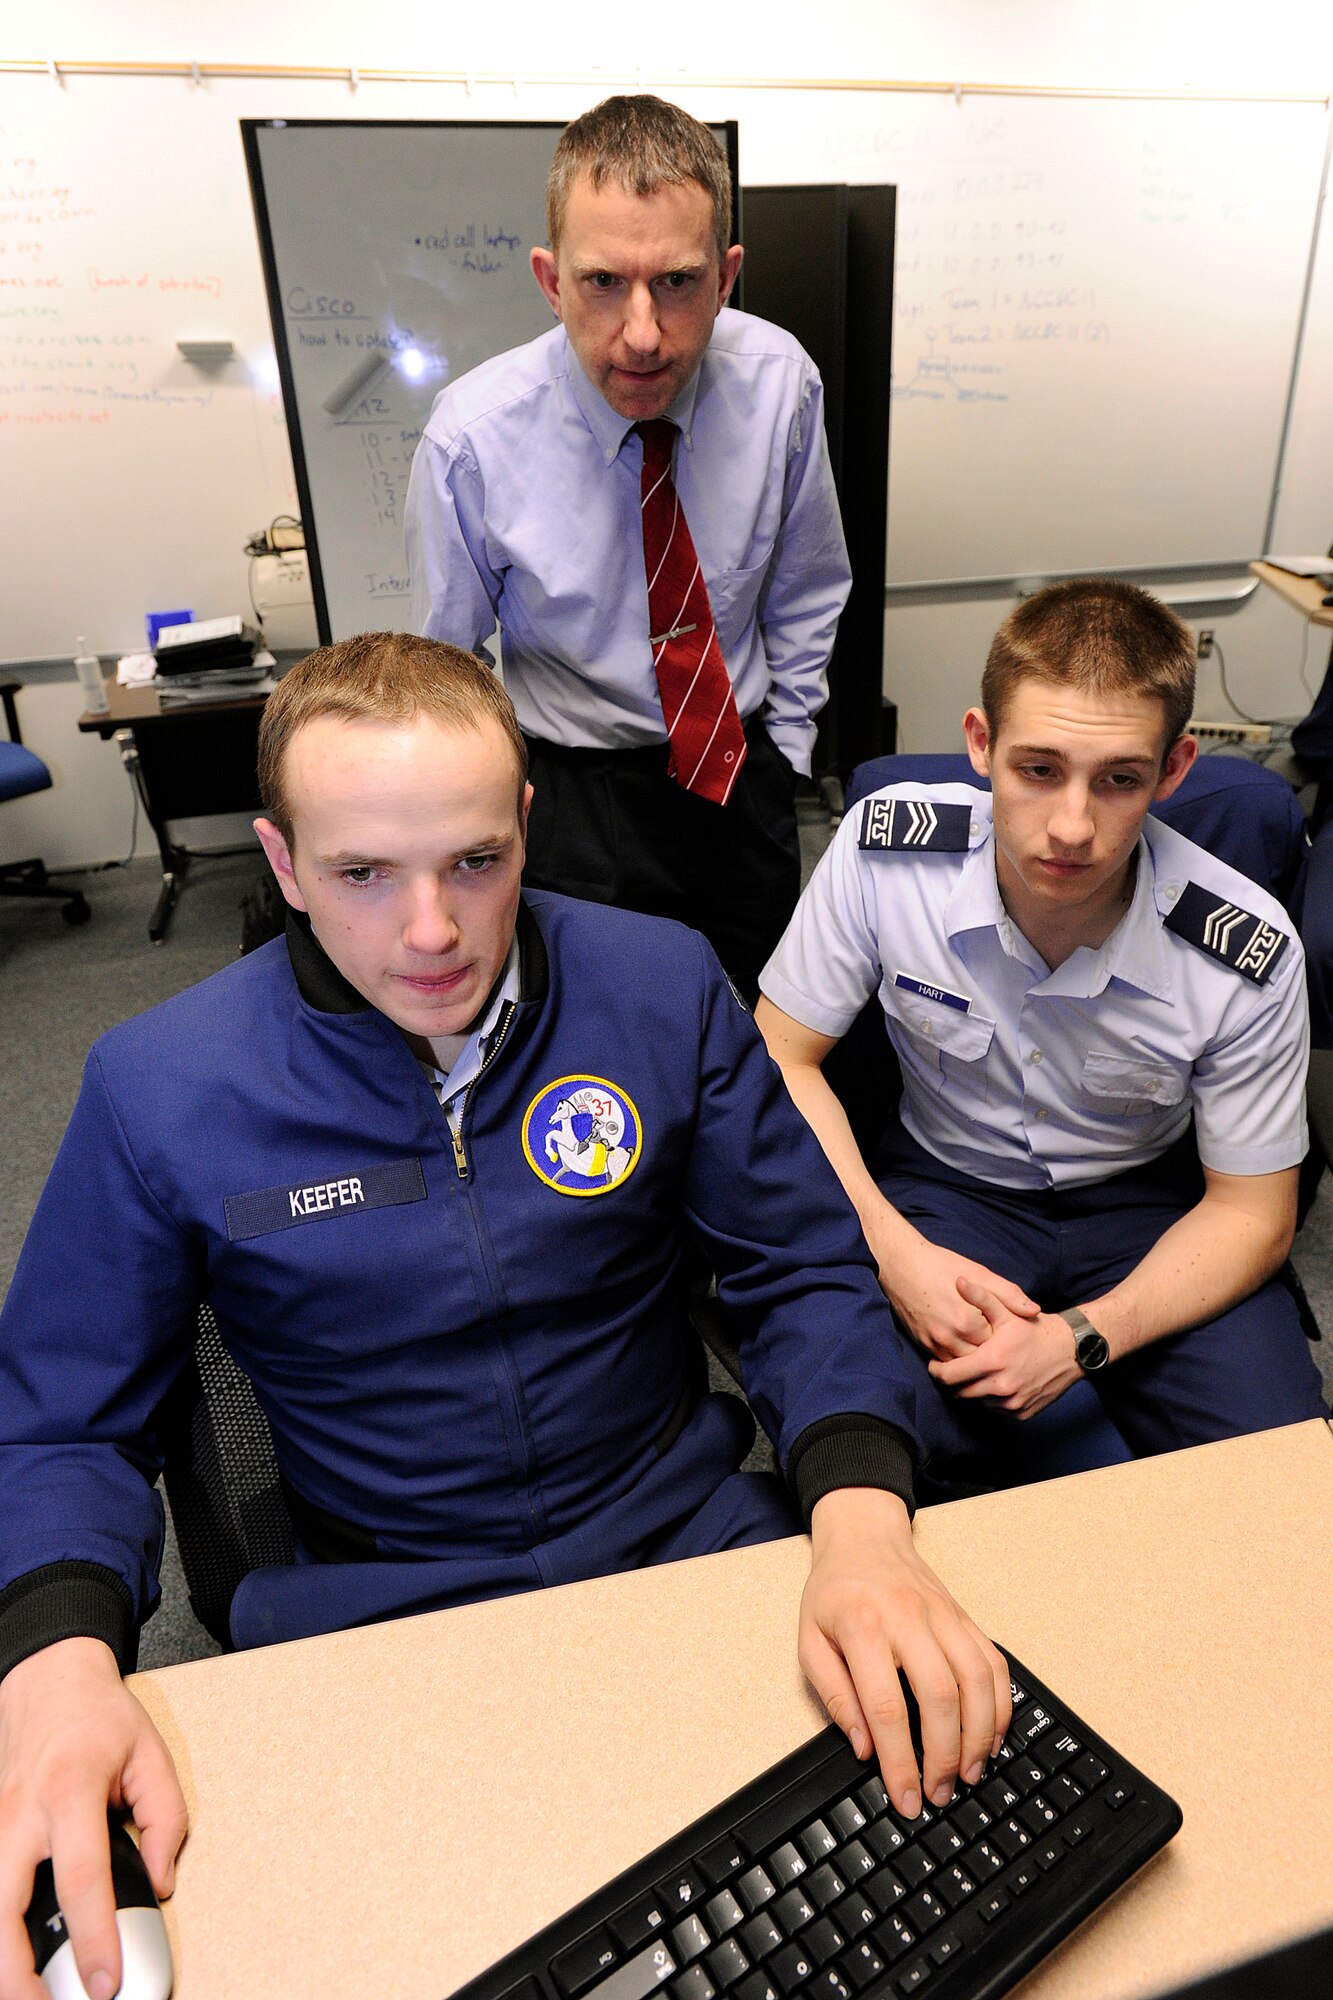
842, 751, 1309, 903
0, 680, 90, 926
829, 751, 1320, 1481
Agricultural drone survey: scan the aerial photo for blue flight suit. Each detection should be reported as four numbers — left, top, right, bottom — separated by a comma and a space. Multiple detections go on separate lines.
0, 893, 921, 1672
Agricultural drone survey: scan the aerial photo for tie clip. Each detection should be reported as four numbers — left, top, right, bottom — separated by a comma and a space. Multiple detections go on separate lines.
649, 621, 698, 644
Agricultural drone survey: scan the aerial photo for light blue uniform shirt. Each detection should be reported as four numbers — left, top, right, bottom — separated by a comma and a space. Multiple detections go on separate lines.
760, 784, 1309, 1190
405, 309, 851, 776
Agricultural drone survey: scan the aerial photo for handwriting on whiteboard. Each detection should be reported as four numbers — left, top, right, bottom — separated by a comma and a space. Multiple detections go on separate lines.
411, 221, 524, 277
0, 130, 264, 439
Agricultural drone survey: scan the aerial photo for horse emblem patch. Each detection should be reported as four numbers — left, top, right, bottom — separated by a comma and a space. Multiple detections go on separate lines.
522, 1075, 643, 1197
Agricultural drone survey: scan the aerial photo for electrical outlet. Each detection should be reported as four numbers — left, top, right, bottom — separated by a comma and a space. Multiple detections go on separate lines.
1197, 628, 1215, 659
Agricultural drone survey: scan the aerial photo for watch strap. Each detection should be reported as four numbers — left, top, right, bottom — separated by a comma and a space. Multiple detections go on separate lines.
1059, 1306, 1111, 1372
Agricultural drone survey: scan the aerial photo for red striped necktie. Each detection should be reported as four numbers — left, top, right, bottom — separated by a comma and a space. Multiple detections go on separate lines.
637, 418, 748, 806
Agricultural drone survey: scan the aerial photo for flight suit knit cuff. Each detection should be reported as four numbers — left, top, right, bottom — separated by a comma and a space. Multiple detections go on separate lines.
0, 1563, 137, 1684
787, 1417, 918, 1531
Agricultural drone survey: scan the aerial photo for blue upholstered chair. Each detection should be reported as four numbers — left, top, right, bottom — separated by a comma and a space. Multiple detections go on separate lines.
831, 751, 1317, 1482
842, 751, 1309, 903
0, 681, 90, 926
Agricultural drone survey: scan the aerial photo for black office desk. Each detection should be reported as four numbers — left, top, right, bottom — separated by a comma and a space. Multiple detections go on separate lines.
77, 671, 288, 940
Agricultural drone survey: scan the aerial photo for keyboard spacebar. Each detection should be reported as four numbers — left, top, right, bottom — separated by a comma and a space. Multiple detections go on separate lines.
734, 1740, 856, 1856
580, 1942, 678, 2000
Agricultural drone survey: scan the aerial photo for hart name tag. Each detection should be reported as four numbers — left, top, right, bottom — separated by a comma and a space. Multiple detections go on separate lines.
894, 971, 972, 1013
224, 1158, 427, 1241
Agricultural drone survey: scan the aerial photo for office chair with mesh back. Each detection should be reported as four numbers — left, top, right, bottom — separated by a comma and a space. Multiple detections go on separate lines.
0, 680, 90, 925
163, 1305, 720, 1645
159, 1304, 294, 1649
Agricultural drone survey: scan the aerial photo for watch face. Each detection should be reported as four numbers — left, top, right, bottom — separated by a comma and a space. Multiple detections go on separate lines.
1076, 1329, 1111, 1373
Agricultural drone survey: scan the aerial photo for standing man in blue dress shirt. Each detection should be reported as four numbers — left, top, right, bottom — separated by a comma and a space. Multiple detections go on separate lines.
405, 94, 851, 997
756, 581, 1327, 1478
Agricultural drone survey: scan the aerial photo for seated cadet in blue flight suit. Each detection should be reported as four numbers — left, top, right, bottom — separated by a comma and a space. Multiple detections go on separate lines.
0, 635, 1009, 2000
756, 579, 1328, 1484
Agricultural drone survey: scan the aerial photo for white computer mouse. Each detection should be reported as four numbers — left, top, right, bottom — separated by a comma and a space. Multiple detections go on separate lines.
26, 1822, 173, 2000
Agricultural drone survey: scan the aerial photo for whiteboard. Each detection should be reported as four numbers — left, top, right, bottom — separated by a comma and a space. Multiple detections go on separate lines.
246, 120, 559, 641
0, 71, 1329, 665
859, 94, 1329, 584
245, 117, 736, 643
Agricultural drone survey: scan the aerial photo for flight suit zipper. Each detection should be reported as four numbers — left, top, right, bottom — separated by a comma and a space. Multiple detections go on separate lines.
448, 999, 516, 1180
439, 996, 545, 1537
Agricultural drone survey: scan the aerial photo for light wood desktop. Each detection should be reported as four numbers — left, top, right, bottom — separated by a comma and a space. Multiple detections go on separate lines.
127, 1420, 1333, 2000
1250, 560, 1333, 631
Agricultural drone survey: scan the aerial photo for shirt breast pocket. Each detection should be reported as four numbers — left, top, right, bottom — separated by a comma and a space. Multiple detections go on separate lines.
1081, 1051, 1189, 1117
706, 559, 770, 642
883, 986, 996, 1104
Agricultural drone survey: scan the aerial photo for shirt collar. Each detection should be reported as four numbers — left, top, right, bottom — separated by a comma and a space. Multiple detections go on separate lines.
944, 820, 1174, 1000
561, 330, 705, 466
473, 933, 522, 1039
944, 810, 1016, 949
421, 934, 522, 1101
1044, 835, 1173, 1000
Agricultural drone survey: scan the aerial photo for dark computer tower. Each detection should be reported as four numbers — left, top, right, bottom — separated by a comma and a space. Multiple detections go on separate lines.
739, 183, 896, 780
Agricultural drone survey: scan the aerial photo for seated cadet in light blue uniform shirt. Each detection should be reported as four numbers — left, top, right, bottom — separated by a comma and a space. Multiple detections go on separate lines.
757, 579, 1328, 1484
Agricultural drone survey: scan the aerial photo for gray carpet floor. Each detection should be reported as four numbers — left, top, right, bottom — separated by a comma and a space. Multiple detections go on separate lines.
3, 831, 1331, 1672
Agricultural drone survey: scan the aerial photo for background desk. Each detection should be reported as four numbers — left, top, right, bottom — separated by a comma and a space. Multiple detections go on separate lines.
1251, 561, 1333, 787
127, 1421, 1333, 2000
1250, 561, 1333, 631
77, 674, 286, 940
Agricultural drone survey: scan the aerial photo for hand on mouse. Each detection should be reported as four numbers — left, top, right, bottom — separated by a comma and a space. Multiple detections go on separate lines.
0, 1639, 186, 1999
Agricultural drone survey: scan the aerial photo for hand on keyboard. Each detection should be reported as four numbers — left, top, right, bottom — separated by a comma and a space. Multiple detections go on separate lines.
454, 1646, 1182, 2000
800, 1491, 1011, 1822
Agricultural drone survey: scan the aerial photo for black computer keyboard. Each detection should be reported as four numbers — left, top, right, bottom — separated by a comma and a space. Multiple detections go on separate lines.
449, 1651, 1182, 2000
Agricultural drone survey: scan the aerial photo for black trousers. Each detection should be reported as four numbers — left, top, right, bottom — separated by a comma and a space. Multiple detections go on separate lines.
522, 718, 801, 1000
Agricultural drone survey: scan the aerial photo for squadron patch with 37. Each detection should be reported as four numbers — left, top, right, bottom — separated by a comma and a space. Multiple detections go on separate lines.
522, 1075, 643, 1197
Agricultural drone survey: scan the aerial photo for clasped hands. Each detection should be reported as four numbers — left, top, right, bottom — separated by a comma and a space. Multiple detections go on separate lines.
879, 1236, 1084, 1419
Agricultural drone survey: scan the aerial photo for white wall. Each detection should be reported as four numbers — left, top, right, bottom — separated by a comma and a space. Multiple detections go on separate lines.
5, 2, 1331, 868
27, 0, 1333, 94
869, 5, 1333, 750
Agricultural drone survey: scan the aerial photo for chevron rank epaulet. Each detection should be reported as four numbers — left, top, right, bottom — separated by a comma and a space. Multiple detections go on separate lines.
1162, 881, 1290, 984
857, 796, 973, 853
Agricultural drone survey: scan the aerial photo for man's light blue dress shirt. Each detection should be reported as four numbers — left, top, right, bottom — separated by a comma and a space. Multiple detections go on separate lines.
405, 309, 851, 777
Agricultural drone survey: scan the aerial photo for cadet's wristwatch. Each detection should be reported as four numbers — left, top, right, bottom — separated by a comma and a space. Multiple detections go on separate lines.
1059, 1306, 1111, 1374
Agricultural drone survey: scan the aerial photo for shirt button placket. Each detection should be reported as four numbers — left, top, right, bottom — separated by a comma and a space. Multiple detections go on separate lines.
1021, 1039, 1049, 1146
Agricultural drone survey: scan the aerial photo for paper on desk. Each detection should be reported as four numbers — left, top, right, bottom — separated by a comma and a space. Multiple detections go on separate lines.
154, 652, 279, 704
1262, 554, 1333, 579
156, 675, 278, 704
118, 647, 277, 688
